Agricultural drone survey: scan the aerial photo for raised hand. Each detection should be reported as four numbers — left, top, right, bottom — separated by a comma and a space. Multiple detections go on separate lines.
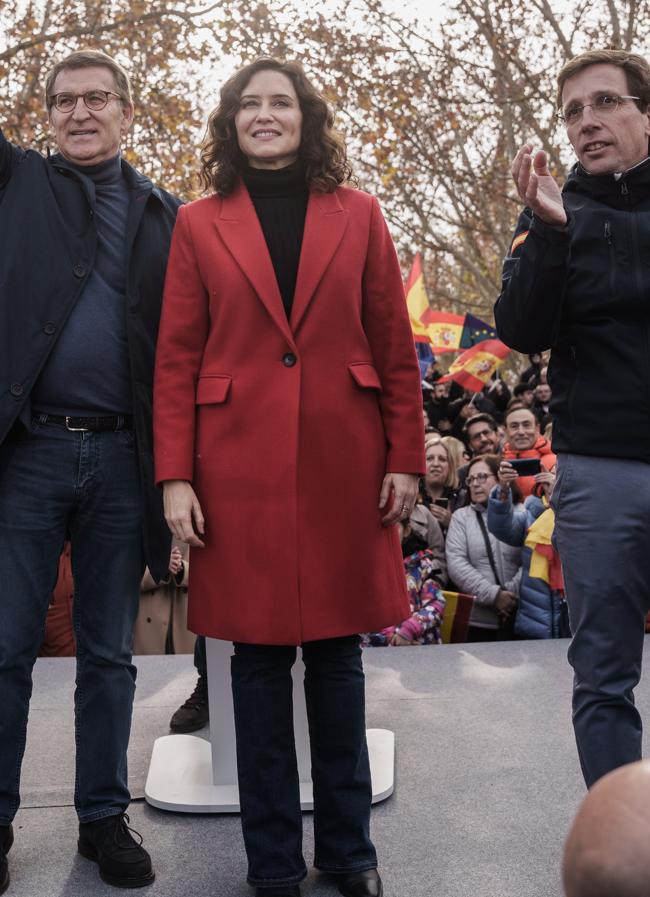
512, 144, 567, 227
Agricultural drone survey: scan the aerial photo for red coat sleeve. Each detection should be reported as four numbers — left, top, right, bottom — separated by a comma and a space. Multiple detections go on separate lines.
362, 197, 425, 474
154, 204, 210, 483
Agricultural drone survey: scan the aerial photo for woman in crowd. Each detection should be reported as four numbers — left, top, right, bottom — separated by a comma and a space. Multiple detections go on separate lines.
445, 454, 522, 642
487, 462, 569, 639
153, 57, 424, 897
419, 435, 465, 532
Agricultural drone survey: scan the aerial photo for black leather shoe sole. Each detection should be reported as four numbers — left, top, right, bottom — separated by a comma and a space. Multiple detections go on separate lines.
78, 840, 155, 889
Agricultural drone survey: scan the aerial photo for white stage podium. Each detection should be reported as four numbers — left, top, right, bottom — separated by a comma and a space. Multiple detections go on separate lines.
145, 638, 395, 813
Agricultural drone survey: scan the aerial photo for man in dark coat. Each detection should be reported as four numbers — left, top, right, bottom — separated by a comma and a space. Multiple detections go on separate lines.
495, 48, 650, 790
0, 49, 181, 891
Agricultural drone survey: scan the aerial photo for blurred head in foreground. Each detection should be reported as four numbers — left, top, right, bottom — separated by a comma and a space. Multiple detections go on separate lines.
563, 761, 650, 897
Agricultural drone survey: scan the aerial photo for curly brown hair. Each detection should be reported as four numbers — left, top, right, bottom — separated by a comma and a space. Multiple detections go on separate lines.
200, 57, 354, 195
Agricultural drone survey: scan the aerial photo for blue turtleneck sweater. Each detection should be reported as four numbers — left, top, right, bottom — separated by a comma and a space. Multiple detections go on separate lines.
32, 153, 133, 415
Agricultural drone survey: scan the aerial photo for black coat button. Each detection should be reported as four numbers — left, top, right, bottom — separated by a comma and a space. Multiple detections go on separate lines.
10, 383, 23, 397
44, 322, 56, 335
73, 264, 86, 278
282, 352, 297, 367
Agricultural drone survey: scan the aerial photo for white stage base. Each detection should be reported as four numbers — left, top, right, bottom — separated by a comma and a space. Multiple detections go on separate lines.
145, 638, 395, 813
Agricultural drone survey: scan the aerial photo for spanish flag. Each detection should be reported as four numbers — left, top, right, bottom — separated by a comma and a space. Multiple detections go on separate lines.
444, 339, 510, 392
422, 311, 465, 353
404, 253, 432, 343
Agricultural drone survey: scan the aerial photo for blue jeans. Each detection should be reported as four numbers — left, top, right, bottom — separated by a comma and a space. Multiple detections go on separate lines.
552, 453, 650, 787
0, 418, 144, 823
231, 636, 377, 887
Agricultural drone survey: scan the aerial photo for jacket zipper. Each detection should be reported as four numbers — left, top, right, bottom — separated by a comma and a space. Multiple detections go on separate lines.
604, 220, 616, 300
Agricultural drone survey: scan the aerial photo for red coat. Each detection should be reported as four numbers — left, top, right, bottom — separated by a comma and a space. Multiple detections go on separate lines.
154, 181, 425, 645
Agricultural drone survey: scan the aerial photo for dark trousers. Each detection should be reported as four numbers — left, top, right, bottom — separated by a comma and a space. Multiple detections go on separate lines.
552, 453, 650, 787
231, 636, 377, 887
0, 419, 143, 823
194, 635, 207, 677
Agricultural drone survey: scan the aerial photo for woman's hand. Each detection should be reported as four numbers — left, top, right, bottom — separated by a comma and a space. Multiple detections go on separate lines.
429, 503, 452, 528
379, 472, 419, 526
163, 480, 206, 548
168, 545, 183, 575
498, 461, 518, 497
495, 589, 518, 619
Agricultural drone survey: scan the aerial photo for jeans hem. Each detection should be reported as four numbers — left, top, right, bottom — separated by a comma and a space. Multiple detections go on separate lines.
314, 861, 378, 874
247, 869, 308, 887
78, 807, 128, 825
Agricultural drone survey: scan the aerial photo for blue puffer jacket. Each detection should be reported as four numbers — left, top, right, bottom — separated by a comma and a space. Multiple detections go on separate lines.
487, 486, 569, 639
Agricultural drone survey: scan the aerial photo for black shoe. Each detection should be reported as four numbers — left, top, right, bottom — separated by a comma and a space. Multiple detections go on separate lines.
338, 869, 383, 897
0, 825, 13, 896
255, 887, 301, 896
78, 813, 154, 888
169, 674, 209, 733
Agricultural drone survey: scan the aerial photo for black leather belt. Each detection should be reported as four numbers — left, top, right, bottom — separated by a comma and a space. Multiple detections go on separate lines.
38, 414, 134, 432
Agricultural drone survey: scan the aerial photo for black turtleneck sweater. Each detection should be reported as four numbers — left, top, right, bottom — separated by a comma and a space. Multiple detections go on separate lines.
242, 161, 309, 318
32, 153, 132, 415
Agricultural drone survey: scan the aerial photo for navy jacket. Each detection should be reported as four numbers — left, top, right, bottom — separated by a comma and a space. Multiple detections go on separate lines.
0, 129, 182, 580
487, 488, 569, 639
495, 157, 650, 463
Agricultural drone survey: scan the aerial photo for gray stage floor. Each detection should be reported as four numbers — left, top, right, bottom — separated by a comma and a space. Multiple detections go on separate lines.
12, 638, 639, 897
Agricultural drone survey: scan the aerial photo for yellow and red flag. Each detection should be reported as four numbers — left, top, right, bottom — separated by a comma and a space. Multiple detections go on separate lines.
422, 311, 465, 353
404, 252, 432, 343
443, 339, 511, 392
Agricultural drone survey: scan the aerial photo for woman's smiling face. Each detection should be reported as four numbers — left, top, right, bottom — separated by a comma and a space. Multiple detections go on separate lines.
235, 69, 302, 170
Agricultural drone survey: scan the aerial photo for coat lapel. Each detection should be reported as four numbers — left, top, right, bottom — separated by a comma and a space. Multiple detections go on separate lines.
290, 191, 348, 333
215, 180, 295, 345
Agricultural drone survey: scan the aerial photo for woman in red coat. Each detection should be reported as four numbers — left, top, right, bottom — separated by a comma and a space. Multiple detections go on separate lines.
154, 58, 424, 897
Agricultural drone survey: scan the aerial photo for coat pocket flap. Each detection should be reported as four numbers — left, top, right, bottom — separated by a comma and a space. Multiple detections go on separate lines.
196, 375, 232, 405
348, 362, 382, 391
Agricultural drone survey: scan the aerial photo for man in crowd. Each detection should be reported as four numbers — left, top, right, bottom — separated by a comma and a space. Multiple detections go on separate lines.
501, 406, 556, 498
512, 381, 535, 407
0, 50, 180, 890
495, 48, 650, 788
423, 378, 454, 432
464, 413, 502, 457
532, 381, 553, 428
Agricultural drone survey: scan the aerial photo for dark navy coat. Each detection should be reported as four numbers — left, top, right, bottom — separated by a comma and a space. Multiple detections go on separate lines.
0, 129, 181, 580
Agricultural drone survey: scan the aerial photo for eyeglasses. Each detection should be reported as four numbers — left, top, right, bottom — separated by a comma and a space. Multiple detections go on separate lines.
466, 472, 494, 486
49, 90, 122, 113
557, 94, 641, 125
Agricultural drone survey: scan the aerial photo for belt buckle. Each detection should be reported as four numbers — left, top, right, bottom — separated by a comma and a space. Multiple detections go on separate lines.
65, 416, 90, 432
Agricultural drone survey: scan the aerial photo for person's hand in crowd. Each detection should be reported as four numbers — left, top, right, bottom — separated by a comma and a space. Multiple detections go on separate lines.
497, 460, 518, 499
390, 631, 412, 646
168, 545, 183, 576
459, 401, 476, 420
429, 503, 452, 528
495, 589, 518, 619
163, 480, 206, 548
379, 472, 419, 525
512, 144, 567, 227
534, 468, 556, 497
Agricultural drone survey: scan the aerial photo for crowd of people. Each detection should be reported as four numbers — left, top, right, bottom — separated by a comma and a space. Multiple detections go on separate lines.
358, 352, 568, 648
